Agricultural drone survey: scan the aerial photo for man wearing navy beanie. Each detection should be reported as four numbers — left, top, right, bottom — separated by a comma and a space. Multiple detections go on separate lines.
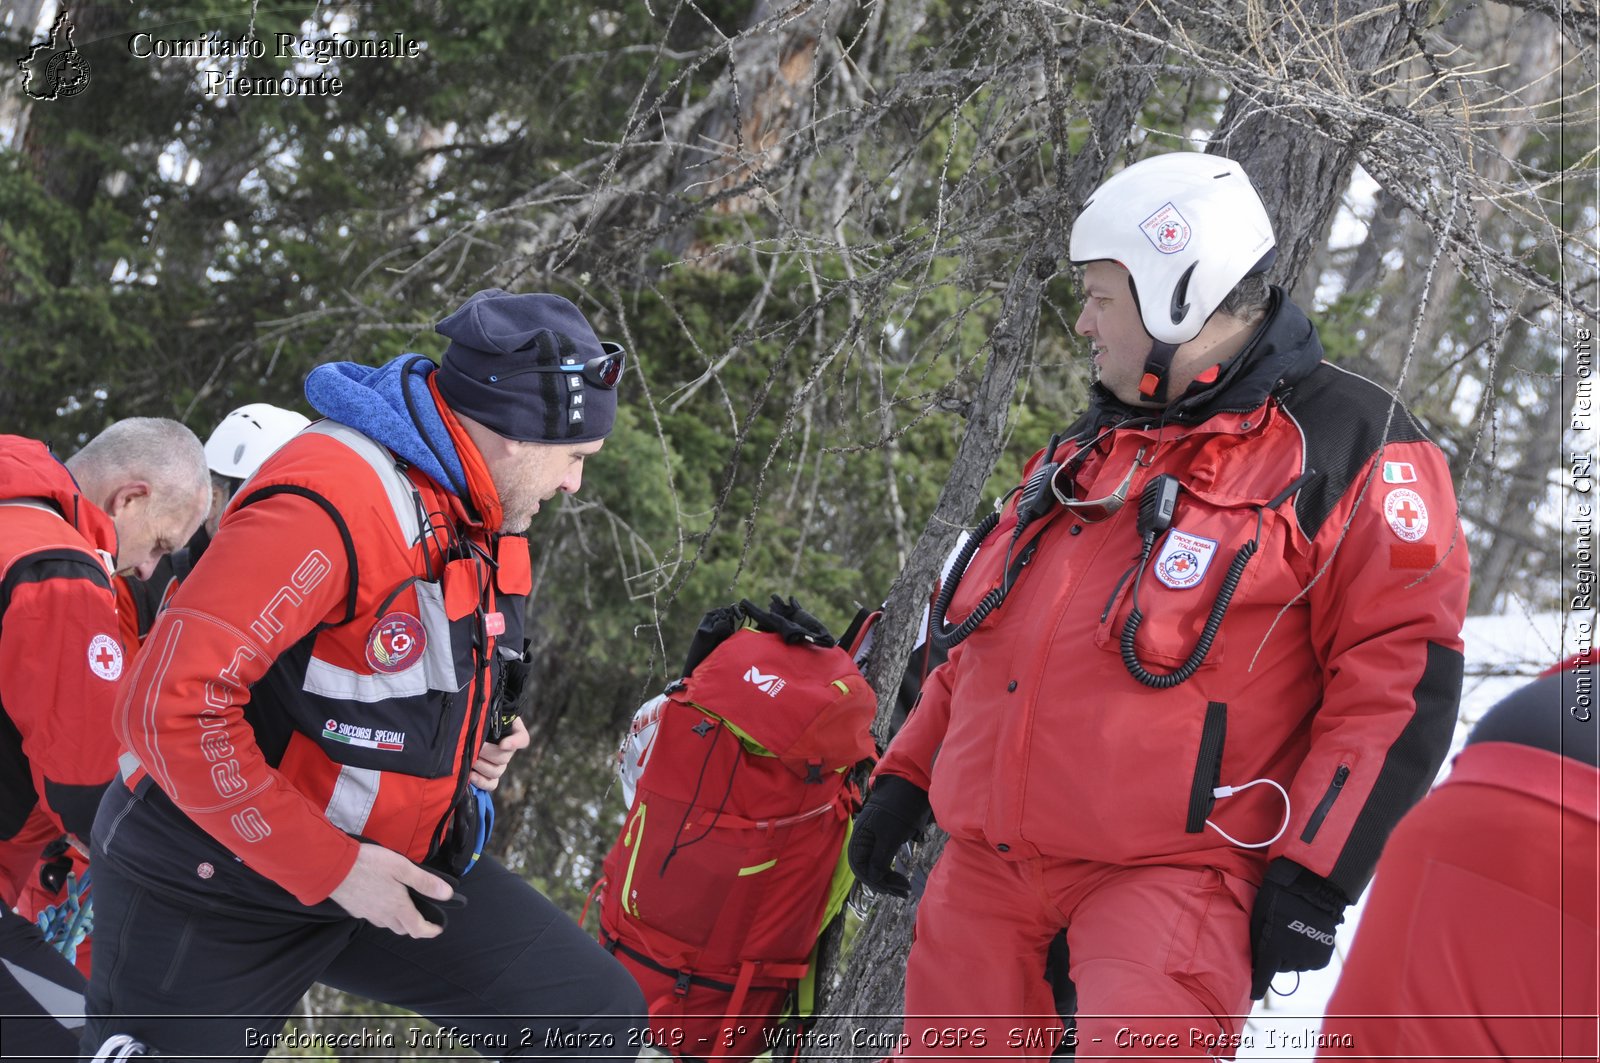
83, 290, 646, 1057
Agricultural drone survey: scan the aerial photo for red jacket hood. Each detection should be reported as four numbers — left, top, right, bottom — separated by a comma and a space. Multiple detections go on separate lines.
0, 435, 118, 558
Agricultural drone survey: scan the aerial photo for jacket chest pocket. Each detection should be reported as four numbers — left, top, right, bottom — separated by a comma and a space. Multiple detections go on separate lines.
1093, 498, 1268, 674
297, 576, 482, 779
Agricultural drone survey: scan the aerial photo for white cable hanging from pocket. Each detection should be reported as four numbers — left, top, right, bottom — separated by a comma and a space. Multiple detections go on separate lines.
1206, 777, 1291, 849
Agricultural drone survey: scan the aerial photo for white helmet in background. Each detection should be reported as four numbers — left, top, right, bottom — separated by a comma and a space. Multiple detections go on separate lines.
1069, 152, 1276, 346
204, 403, 311, 482
616, 693, 667, 808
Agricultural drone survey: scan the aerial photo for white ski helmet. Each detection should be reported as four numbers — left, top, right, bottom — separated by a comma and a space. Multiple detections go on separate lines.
1069, 152, 1276, 346
204, 403, 311, 481
616, 693, 668, 808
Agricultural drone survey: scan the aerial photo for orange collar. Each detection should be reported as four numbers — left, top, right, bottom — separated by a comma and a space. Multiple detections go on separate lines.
428, 374, 504, 531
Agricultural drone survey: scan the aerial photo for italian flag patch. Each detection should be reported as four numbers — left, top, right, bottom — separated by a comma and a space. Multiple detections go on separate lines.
1382, 461, 1417, 484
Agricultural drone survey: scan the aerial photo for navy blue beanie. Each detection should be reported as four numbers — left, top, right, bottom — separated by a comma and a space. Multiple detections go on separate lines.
434, 289, 619, 444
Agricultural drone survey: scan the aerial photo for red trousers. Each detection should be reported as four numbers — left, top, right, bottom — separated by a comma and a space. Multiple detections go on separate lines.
897, 837, 1255, 1059
1319, 742, 1599, 1062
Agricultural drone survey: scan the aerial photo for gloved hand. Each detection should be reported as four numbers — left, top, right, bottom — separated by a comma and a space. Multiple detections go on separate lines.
847, 775, 931, 898
37, 835, 74, 893
1249, 857, 1348, 999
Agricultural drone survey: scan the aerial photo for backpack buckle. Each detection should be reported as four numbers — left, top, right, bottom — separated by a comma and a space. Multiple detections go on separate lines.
673, 971, 692, 998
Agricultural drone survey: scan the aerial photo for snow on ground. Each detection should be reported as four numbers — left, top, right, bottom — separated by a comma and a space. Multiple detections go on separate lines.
1234, 609, 1585, 1059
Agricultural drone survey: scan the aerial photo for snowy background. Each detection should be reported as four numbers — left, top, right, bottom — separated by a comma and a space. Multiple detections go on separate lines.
1235, 608, 1585, 1057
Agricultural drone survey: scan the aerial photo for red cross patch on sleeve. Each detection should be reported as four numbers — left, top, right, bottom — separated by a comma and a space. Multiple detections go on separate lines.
1382, 489, 1429, 542
87, 633, 123, 680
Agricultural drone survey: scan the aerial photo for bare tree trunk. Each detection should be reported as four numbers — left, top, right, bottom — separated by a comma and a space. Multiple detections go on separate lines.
809, 2, 1167, 1040
1466, 326, 1577, 612
666, 0, 856, 262
1361, 12, 1565, 387
0, 0, 51, 151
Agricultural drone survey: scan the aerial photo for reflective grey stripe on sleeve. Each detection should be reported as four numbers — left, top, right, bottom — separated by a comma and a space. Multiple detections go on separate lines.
301, 580, 463, 701
1, 957, 85, 1029
324, 764, 381, 835
303, 421, 423, 545
302, 655, 430, 701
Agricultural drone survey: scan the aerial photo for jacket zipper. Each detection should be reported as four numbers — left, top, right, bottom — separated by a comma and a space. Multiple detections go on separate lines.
1299, 764, 1350, 843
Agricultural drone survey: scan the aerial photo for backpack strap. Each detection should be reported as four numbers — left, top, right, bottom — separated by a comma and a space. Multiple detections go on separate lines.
839, 607, 880, 661
722, 958, 812, 1040
232, 421, 432, 631
600, 934, 802, 995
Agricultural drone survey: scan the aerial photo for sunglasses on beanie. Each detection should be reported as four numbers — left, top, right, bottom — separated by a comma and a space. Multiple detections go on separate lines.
488, 341, 626, 391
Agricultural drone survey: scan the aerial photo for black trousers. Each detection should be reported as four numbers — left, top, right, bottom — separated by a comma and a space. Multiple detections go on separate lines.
82, 784, 645, 1059
0, 905, 85, 1061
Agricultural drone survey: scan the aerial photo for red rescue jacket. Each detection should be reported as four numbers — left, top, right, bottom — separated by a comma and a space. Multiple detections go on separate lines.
0, 436, 123, 902
115, 416, 529, 904
1319, 742, 1599, 1059
878, 293, 1470, 898
1320, 661, 1599, 1060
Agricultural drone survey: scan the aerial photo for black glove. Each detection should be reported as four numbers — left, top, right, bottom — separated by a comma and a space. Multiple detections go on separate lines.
847, 776, 930, 898
407, 868, 467, 929
740, 595, 836, 648
1249, 857, 1348, 1000
488, 638, 531, 742
682, 604, 745, 677
37, 835, 73, 893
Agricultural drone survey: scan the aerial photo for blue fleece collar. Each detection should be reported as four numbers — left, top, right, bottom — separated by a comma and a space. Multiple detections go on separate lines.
303, 355, 467, 497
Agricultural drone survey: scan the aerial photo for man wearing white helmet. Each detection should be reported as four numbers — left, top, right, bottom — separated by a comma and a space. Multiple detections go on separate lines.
850, 152, 1470, 1056
113, 403, 309, 649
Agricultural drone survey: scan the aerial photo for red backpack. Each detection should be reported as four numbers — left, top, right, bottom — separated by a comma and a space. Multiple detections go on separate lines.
597, 599, 876, 1061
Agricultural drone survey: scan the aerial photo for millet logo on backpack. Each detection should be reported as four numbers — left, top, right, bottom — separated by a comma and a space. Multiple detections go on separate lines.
1288, 919, 1336, 946
744, 666, 786, 697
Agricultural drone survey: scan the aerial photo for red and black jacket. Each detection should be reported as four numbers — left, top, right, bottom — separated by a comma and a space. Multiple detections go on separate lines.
116, 417, 529, 904
878, 290, 1470, 899
0, 436, 123, 901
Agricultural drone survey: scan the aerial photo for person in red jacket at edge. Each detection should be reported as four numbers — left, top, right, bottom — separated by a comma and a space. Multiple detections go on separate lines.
81, 289, 647, 1059
15, 403, 311, 978
847, 151, 1471, 1059
1318, 650, 1598, 1061
0, 419, 210, 1059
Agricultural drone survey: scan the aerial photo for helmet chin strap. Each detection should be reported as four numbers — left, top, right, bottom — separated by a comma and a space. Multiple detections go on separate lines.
1123, 271, 1178, 406
1137, 340, 1180, 404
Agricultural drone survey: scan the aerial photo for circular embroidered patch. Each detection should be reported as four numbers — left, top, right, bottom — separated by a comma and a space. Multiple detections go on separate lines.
87, 633, 123, 680
1383, 488, 1429, 542
1157, 549, 1203, 589
196, 862, 215, 880
365, 611, 427, 673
